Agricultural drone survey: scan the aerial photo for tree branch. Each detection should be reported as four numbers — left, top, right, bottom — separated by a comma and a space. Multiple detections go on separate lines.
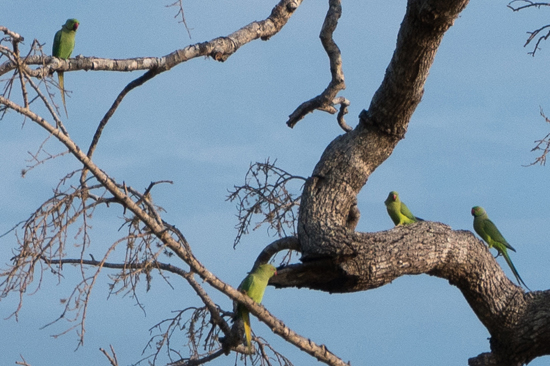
0, 0, 303, 78
507, 1, 550, 55
287, 0, 347, 128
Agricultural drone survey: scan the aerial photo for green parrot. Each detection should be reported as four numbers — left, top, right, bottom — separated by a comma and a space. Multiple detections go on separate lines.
52, 18, 79, 116
471, 206, 530, 290
384, 191, 423, 226
236, 263, 277, 350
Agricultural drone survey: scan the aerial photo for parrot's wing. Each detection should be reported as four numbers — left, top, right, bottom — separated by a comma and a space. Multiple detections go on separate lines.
52, 30, 62, 56
482, 218, 516, 252
400, 202, 418, 222
238, 274, 254, 293
245, 274, 267, 303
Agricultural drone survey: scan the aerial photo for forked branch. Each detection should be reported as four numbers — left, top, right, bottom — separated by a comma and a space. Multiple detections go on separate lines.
508, 1, 550, 55
287, 0, 348, 129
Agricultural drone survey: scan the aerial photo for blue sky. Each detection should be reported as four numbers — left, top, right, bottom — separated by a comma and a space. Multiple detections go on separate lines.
1, 1, 550, 365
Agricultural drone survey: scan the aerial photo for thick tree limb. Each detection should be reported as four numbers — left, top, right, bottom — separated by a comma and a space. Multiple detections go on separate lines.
273, 221, 550, 365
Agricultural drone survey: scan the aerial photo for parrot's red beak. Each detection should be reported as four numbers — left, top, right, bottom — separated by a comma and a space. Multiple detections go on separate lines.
274, 270, 278, 276
74, 23, 79, 30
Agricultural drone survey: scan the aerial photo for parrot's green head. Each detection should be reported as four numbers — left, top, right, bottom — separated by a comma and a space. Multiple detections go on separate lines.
385, 191, 399, 205
257, 264, 277, 278
471, 206, 486, 217
63, 19, 80, 32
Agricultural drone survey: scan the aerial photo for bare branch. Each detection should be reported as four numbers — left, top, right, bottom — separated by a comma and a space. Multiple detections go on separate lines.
334, 96, 351, 132
253, 237, 301, 270
168, 349, 225, 366
0, 27, 24, 42
508, 1, 550, 55
100, 345, 119, 366
287, 0, 347, 128
15, 355, 32, 366
508, 1, 550, 12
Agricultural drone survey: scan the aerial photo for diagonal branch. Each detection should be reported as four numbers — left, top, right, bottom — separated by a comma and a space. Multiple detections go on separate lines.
80, 68, 162, 188
287, 0, 347, 129
1, 97, 349, 366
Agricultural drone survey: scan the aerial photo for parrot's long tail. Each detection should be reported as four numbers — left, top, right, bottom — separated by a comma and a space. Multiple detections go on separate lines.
503, 251, 530, 291
242, 310, 252, 350
57, 71, 68, 117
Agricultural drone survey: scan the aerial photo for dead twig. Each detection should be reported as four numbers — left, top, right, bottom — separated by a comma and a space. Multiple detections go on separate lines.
167, 0, 193, 39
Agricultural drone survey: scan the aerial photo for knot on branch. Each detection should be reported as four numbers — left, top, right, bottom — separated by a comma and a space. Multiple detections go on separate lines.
210, 37, 237, 62
359, 109, 406, 140
285, 0, 299, 12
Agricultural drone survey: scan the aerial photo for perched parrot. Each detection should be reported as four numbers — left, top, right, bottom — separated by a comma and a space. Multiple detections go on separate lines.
52, 18, 79, 116
471, 206, 530, 290
384, 191, 423, 226
236, 263, 277, 350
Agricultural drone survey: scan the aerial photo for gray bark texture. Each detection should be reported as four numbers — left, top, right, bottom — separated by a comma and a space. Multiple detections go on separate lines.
269, 1, 550, 365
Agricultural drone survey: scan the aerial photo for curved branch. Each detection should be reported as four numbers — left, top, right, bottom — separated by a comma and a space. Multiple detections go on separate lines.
508, 1, 550, 12
287, 0, 347, 128
334, 96, 352, 132
253, 236, 301, 269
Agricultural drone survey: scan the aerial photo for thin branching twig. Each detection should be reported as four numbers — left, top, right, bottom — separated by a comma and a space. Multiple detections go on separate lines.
227, 160, 305, 248
508, 1, 550, 55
